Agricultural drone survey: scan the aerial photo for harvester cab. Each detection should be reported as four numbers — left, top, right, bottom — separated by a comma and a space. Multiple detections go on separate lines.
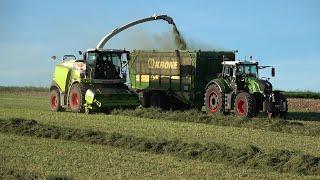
50, 48, 140, 114
205, 58, 288, 118
81, 49, 129, 80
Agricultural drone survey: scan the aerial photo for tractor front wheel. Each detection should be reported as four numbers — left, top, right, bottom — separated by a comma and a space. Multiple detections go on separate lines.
204, 84, 225, 115
50, 88, 63, 112
234, 92, 257, 118
68, 84, 85, 112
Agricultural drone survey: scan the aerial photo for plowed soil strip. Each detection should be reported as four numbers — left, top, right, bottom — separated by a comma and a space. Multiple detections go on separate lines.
0, 118, 319, 176
111, 109, 320, 137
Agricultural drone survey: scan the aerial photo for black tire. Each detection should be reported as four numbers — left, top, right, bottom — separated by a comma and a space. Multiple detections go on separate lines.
50, 88, 62, 112
68, 83, 85, 112
234, 92, 257, 118
140, 91, 150, 108
150, 93, 162, 108
274, 92, 288, 119
204, 84, 225, 115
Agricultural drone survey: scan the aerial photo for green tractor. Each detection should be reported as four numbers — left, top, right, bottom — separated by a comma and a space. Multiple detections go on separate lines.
204, 58, 288, 118
49, 49, 140, 114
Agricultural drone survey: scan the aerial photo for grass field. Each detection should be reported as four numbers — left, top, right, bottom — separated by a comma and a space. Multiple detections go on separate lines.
0, 88, 319, 179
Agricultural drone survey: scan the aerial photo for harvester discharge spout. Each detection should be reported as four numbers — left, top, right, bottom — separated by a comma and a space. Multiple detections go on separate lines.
96, 14, 175, 49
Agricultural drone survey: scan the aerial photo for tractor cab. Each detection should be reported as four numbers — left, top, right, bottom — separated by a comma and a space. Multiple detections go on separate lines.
221, 60, 276, 94
222, 61, 259, 80
222, 60, 275, 81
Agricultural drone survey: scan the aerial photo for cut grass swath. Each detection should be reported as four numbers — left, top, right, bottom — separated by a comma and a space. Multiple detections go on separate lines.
0, 118, 319, 176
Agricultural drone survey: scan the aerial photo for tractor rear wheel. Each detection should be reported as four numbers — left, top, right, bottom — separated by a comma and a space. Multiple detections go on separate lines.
68, 83, 85, 112
234, 92, 257, 118
50, 88, 62, 112
204, 84, 225, 115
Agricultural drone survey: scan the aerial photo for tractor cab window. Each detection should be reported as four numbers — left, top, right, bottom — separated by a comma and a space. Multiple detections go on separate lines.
236, 64, 258, 77
223, 65, 234, 77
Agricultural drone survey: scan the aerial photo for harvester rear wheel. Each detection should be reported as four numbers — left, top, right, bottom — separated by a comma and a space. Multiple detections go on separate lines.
234, 92, 257, 118
68, 83, 85, 113
50, 89, 62, 112
204, 84, 225, 115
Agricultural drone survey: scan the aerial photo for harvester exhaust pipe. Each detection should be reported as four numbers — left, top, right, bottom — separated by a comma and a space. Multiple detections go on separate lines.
96, 14, 175, 49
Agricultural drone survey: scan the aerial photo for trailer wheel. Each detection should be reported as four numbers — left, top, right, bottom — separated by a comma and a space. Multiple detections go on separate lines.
204, 84, 225, 115
140, 91, 150, 108
150, 93, 162, 108
50, 88, 62, 112
68, 83, 85, 112
234, 92, 257, 118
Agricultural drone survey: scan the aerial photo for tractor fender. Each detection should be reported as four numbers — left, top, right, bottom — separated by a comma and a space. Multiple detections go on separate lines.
205, 78, 232, 93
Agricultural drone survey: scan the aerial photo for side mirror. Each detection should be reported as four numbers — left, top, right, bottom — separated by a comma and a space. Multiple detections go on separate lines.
51, 56, 57, 61
271, 67, 275, 77
127, 54, 131, 61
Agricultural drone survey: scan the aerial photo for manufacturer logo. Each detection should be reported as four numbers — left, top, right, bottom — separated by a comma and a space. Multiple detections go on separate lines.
147, 58, 178, 69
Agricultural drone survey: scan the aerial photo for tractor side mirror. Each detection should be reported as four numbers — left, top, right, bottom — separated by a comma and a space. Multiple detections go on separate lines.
127, 53, 131, 61
51, 56, 57, 61
271, 67, 275, 77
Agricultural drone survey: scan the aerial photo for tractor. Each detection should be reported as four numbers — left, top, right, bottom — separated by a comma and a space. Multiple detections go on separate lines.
204, 58, 288, 118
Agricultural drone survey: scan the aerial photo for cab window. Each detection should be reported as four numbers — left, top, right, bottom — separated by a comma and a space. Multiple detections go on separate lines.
87, 52, 98, 65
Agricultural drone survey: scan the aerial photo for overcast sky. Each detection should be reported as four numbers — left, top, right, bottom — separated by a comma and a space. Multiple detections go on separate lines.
0, 0, 319, 91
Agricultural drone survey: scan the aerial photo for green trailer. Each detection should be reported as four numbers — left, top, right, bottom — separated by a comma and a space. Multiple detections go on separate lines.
128, 50, 236, 109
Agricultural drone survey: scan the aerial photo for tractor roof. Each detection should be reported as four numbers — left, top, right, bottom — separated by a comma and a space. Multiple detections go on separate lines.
222, 60, 258, 66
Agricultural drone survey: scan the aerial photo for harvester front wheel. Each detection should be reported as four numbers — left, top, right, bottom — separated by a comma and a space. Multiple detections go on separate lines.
68, 84, 85, 113
234, 92, 257, 118
50, 89, 62, 112
204, 84, 225, 115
